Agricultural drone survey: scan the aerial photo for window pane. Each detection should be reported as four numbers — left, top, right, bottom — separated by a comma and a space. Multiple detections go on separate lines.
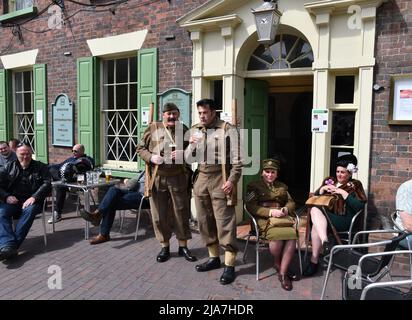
331, 111, 355, 146
130, 57, 137, 83
116, 58, 128, 83
104, 60, 114, 85
103, 86, 114, 110
129, 84, 137, 109
24, 93, 32, 112
330, 148, 354, 176
15, 93, 23, 112
335, 76, 355, 104
23, 71, 31, 91
116, 85, 128, 109
15, 73, 22, 92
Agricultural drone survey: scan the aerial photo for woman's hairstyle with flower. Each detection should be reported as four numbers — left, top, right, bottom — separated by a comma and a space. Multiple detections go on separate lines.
336, 154, 358, 174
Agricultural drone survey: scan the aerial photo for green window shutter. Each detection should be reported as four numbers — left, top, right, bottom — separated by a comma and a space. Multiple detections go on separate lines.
77, 57, 99, 164
33, 64, 48, 163
0, 69, 12, 141
137, 48, 157, 170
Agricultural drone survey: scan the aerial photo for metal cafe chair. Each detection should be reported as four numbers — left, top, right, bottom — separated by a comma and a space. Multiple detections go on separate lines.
303, 206, 366, 263
242, 204, 303, 281
342, 250, 412, 300
320, 230, 411, 299
391, 210, 412, 278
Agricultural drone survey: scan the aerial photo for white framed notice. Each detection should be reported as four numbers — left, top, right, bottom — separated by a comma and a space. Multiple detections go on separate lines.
311, 109, 328, 133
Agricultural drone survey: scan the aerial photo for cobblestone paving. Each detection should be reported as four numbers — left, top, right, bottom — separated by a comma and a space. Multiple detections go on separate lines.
0, 207, 365, 300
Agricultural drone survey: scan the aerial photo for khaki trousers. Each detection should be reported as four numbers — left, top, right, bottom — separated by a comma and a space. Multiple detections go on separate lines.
194, 172, 238, 253
150, 173, 191, 244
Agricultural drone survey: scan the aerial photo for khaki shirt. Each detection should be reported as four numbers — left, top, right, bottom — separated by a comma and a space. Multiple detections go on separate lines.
185, 118, 242, 184
137, 121, 189, 173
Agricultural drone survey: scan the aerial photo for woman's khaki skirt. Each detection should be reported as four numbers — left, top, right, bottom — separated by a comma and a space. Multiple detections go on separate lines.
257, 218, 298, 241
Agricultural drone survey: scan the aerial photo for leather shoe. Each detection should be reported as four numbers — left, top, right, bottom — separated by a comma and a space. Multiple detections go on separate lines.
220, 265, 235, 285
178, 246, 197, 262
195, 257, 221, 272
274, 265, 299, 281
302, 261, 319, 277
89, 234, 110, 245
278, 274, 293, 291
80, 209, 102, 227
157, 247, 170, 263
0, 246, 17, 261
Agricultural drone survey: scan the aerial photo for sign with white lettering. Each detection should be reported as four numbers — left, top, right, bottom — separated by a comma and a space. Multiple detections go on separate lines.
52, 93, 74, 147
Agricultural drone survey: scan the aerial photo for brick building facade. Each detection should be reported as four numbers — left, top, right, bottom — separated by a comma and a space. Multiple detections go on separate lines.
0, 0, 205, 166
370, 0, 412, 227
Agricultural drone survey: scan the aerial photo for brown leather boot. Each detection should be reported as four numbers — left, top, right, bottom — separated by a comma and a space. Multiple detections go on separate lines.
80, 209, 102, 226
89, 234, 110, 245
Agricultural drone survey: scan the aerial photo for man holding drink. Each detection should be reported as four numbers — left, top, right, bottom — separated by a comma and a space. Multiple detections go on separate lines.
137, 103, 197, 263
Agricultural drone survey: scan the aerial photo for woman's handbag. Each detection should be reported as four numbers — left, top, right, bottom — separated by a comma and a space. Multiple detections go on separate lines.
305, 194, 340, 212
267, 215, 295, 228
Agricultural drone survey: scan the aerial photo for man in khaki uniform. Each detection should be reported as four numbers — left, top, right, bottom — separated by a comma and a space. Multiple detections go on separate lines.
186, 98, 242, 285
137, 103, 197, 263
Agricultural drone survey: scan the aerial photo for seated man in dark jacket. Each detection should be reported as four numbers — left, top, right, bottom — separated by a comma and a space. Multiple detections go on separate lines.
0, 143, 51, 260
80, 172, 149, 245
48, 144, 94, 223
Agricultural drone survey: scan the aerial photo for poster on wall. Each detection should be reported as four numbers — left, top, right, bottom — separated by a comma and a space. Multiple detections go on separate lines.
389, 75, 412, 125
52, 94, 74, 147
311, 109, 328, 133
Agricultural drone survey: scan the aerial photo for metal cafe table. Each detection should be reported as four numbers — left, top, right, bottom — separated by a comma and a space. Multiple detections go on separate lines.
51, 178, 121, 239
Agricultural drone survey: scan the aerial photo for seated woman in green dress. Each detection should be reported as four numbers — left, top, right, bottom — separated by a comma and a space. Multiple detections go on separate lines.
245, 159, 298, 291
303, 154, 367, 277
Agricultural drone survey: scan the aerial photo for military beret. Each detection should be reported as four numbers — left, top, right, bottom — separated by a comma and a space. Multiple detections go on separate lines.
162, 103, 179, 113
262, 158, 280, 171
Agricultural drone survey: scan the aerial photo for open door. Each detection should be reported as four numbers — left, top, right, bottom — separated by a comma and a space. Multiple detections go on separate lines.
243, 79, 268, 218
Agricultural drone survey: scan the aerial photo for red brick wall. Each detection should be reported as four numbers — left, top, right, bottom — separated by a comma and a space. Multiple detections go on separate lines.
0, 0, 206, 164
370, 0, 412, 227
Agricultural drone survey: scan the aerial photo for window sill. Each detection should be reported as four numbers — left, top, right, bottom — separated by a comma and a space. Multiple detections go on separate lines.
0, 6, 37, 23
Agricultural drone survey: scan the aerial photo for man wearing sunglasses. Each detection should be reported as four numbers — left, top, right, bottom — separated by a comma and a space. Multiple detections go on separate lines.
48, 144, 94, 223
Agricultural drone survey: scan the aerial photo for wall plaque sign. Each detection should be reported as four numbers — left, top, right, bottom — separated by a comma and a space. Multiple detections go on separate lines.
52, 93, 74, 147
158, 88, 191, 127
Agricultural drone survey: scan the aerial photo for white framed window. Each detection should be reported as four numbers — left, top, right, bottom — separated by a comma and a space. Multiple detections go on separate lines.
14, 70, 35, 153
4, 0, 33, 13
101, 57, 138, 169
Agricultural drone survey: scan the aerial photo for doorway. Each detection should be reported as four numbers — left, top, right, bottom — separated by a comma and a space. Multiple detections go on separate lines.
268, 91, 312, 206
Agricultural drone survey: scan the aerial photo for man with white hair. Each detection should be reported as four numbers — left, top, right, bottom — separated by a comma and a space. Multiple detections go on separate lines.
0, 143, 51, 260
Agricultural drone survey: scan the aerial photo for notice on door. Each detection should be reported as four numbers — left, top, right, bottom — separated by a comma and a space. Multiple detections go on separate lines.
311, 109, 328, 133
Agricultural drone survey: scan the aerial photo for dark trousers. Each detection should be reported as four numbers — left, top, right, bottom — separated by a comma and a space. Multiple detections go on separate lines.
0, 202, 43, 249
98, 186, 146, 236
55, 187, 68, 214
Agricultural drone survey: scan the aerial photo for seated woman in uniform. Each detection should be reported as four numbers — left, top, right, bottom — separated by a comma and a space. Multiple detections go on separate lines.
303, 154, 367, 277
245, 159, 298, 291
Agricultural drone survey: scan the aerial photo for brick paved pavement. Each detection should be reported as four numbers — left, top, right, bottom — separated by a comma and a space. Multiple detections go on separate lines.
0, 204, 404, 300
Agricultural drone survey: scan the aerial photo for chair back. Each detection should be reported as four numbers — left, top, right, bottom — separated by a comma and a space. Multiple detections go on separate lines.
368, 232, 410, 278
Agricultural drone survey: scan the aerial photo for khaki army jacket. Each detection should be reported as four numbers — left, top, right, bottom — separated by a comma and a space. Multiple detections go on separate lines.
185, 118, 242, 185
246, 180, 295, 219
137, 121, 189, 173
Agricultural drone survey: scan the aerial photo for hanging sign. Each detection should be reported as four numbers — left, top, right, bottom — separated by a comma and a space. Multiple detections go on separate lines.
52, 93, 74, 147
158, 88, 191, 127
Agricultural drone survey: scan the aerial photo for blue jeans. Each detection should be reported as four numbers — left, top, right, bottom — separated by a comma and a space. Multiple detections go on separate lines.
0, 202, 43, 249
98, 186, 147, 236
